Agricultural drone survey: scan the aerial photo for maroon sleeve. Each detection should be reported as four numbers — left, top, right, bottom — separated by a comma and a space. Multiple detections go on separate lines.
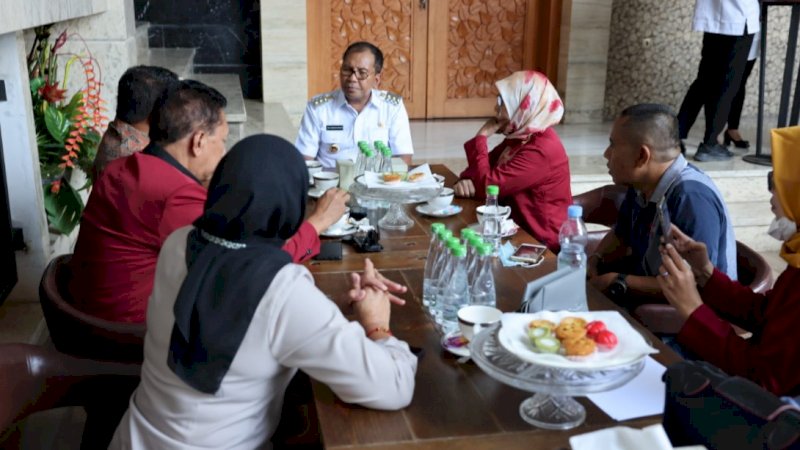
158, 184, 206, 243
282, 220, 321, 263
463, 135, 549, 200
677, 304, 754, 379
698, 268, 769, 331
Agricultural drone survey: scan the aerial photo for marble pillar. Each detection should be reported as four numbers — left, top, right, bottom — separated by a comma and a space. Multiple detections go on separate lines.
261, 0, 308, 127
60, 0, 138, 121
0, 32, 50, 302
561, 0, 614, 124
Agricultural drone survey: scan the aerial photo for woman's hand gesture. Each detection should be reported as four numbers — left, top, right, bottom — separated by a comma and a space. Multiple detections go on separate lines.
666, 225, 714, 287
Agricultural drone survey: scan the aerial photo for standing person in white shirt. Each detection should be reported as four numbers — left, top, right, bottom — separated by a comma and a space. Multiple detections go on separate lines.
295, 41, 414, 169
677, 0, 759, 162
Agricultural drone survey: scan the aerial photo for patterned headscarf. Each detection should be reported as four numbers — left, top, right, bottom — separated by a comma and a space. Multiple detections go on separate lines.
770, 126, 800, 268
495, 70, 564, 141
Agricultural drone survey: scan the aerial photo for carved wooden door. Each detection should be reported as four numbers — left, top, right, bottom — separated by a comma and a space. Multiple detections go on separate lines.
307, 0, 563, 119
426, 0, 562, 118
306, 0, 428, 118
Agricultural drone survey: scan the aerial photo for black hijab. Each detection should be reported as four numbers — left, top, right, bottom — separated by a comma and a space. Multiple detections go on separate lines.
167, 134, 309, 394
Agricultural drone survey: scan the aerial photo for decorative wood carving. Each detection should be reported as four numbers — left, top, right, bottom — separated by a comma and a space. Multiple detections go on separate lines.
446, 0, 526, 99
329, 0, 415, 101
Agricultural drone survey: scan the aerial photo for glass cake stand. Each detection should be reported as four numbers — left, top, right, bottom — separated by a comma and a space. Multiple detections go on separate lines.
470, 323, 646, 430
349, 175, 441, 231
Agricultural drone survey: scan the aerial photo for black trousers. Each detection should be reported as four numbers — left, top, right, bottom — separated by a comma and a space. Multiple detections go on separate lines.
678, 32, 755, 143
727, 58, 757, 130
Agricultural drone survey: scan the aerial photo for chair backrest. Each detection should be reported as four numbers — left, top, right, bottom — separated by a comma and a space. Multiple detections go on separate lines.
39, 254, 146, 362
634, 240, 775, 334
0, 343, 140, 444
572, 184, 628, 227
736, 240, 774, 295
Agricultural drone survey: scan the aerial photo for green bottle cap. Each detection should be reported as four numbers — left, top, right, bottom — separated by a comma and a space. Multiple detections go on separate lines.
477, 243, 494, 256
446, 237, 461, 249
440, 229, 454, 241
357, 140, 368, 148
487, 185, 499, 196
431, 223, 445, 234
461, 228, 477, 239
451, 245, 467, 258
382, 147, 392, 157
468, 235, 484, 247
373, 140, 384, 149
365, 149, 374, 157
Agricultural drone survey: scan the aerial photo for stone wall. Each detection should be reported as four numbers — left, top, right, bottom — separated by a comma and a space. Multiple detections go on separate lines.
604, 0, 793, 122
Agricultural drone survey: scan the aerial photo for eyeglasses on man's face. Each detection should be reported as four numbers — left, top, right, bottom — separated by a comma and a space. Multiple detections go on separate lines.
340, 66, 373, 80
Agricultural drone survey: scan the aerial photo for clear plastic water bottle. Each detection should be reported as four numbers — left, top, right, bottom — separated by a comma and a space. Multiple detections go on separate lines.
431, 236, 461, 324
465, 234, 484, 279
469, 243, 496, 307
440, 245, 470, 333
380, 146, 393, 173
355, 143, 368, 176
482, 185, 502, 255
422, 223, 446, 308
364, 148, 377, 173
557, 204, 589, 271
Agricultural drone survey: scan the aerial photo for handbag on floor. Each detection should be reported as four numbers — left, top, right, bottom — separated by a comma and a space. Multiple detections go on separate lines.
662, 360, 800, 450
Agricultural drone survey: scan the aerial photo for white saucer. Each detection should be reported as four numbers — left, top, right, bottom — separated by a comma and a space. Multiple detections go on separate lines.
415, 204, 463, 218
320, 225, 357, 238
468, 222, 519, 238
441, 330, 470, 357
308, 187, 329, 199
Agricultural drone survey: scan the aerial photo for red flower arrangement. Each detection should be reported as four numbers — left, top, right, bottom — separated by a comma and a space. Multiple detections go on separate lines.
27, 25, 108, 234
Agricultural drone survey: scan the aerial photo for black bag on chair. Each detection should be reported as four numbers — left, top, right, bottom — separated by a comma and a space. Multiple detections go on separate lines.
663, 360, 800, 450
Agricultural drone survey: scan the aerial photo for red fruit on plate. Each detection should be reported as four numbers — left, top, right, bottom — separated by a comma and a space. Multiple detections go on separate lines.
594, 330, 618, 351
586, 320, 606, 337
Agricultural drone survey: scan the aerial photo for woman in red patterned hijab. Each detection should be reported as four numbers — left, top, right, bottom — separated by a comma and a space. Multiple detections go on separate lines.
455, 70, 572, 251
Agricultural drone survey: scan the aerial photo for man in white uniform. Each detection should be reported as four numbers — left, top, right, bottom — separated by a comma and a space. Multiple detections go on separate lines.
296, 41, 414, 169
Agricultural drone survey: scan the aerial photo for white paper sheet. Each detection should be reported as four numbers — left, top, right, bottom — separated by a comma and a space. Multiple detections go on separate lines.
570, 424, 674, 450
586, 356, 666, 421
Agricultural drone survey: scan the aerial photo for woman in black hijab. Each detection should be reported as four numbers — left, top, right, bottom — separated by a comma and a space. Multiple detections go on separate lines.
110, 134, 417, 450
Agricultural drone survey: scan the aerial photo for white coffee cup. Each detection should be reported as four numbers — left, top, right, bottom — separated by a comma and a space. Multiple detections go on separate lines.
457, 305, 503, 341
476, 205, 512, 225
313, 171, 339, 191
427, 187, 454, 210
328, 208, 351, 231
306, 160, 323, 185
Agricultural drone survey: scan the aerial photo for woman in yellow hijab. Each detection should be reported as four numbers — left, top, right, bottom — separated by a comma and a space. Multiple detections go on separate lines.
655, 125, 800, 396
453, 71, 572, 251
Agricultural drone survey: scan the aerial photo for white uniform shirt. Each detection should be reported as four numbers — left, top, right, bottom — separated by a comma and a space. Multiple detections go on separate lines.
693, 0, 760, 36
295, 88, 414, 169
109, 226, 417, 450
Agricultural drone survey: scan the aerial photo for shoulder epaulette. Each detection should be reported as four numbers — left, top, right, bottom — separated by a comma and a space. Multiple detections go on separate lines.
380, 91, 403, 106
311, 93, 335, 108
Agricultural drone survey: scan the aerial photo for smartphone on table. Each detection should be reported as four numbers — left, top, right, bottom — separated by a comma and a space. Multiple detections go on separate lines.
509, 243, 547, 265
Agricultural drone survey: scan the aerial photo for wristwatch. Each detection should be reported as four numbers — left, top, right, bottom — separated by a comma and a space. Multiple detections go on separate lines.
608, 273, 628, 298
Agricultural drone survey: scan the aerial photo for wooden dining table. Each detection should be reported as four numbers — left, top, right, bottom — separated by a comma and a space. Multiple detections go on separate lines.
299, 165, 681, 449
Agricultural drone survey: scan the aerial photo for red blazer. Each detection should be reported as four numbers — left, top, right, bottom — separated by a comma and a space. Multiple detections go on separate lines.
70, 150, 320, 323
459, 129, 572, 251
679, 266, 800, 396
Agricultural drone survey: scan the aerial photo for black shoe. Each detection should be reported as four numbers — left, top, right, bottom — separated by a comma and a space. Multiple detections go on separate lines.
723, 130, 750, 149
693, 142, 733, 162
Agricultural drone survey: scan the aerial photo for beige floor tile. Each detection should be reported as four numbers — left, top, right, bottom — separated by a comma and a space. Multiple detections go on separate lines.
0, 301, 43, 344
